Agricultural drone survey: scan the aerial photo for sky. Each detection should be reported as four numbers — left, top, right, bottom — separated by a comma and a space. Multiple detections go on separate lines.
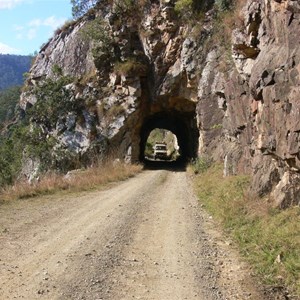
0, 0, 73, 55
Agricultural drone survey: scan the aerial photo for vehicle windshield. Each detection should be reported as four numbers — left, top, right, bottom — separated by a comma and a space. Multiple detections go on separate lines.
155, 146, 166, 150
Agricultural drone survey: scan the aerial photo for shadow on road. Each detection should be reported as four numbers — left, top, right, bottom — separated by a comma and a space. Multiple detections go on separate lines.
143, 158, 187, 172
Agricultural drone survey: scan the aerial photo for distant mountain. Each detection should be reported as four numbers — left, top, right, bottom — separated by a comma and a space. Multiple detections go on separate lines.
0, 54, 32, 91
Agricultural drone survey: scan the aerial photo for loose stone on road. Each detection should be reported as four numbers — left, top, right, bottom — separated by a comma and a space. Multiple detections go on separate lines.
0, 169, 266, 299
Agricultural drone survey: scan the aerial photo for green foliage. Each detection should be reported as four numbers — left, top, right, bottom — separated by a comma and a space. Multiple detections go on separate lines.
0, 54, 32, 91
0, 69, 98, 188
81, 17, 114, 69
28, 75, 78, 128
52, 64, 63, 76
0, 124, 28, 187
0, 86, 21, 127
210, 123, 223, 130
190, 156, 212, 174
0, 115, 61, 188
25, 75, 86, 172
144, 142, 154, 158
71, 0, 98, 19
25, 126, 57, 171
200, 5, 241, 62
106, 104, 125, 119
192, 164, 300, 296
174, 0, 193, 14
81, 17, 108, 41
215, 0, 233, 11
174, 0, 215, 20
111, 0, 148, 24
114, 57, 147, 76
114, 0, 135, 15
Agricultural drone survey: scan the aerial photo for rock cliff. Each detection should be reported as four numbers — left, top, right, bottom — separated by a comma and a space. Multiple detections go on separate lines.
20, 0, 300, 208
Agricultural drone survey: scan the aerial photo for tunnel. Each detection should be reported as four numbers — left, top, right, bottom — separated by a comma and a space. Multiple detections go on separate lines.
139, 109, 199, 162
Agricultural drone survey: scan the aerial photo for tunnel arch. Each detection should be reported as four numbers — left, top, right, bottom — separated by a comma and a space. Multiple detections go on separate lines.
139, 109, 199, 162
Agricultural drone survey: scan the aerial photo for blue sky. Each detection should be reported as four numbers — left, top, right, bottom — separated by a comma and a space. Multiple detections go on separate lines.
0, 0, 72, 55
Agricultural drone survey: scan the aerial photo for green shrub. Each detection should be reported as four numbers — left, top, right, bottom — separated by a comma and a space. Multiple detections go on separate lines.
106, 104, 125, 119
114, 0, 135, 15
28, 75, 78, 128
210, 123, 223, 130
114, 57, 147, 76
52, 64, 63, 76
0, 123, 28, 187
0, 86, 21, 126
81, 17, 114, 69
71, 0, 98, 19
174, 0, 193, 14
24, 75, 88, 172
215, 0, 233, 11
113, 0, 147, 20
190, 156, 212, 174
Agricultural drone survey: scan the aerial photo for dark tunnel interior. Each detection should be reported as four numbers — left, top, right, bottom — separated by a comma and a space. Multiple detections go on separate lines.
139, 110, 199, 163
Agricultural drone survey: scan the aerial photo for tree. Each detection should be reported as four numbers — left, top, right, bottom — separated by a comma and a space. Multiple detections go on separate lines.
0, 86, 21, 126
215, 0, 233, 11
71, 0, 99, 19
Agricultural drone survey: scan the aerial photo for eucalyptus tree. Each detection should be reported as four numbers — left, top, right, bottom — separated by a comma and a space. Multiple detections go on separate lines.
71, 0, 99, 18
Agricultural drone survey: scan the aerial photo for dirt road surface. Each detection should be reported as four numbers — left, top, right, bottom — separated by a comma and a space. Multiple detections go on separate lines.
0, 169, 268, 299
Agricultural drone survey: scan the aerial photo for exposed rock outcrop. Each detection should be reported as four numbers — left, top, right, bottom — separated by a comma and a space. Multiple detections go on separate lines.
20, 0, 300, 208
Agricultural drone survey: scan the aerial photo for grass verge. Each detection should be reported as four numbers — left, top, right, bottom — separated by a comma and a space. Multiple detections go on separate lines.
0, 161, 142, 201
189, 162, 300, 297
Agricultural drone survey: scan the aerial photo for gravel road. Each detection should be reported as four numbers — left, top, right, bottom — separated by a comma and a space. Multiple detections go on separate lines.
0, 169, 268, 299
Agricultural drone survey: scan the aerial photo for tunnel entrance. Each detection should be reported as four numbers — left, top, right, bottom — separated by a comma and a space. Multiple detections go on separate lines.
139, 109, 199, 163
144, 128, 180, 161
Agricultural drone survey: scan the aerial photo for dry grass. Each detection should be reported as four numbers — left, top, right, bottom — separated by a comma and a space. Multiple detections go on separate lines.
114, 58, 147, 76
1, 161, 142, 201
190, 163, 300, 296
202, 0, 247, 57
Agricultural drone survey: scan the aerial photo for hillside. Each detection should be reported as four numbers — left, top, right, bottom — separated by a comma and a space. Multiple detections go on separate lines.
14, 0, 300, 208
0, 54, 32, 91
1, 0, 300, 296
0, 86, 21, 127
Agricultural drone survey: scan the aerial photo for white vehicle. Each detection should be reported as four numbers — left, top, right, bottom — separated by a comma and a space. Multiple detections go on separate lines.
153, 142, 168, 160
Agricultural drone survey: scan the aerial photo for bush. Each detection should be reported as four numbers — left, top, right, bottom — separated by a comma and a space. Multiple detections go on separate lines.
174, 0, 193, 14
114, 57, 147, 76
22, 74, 90, 173
0, 123, 28, 187
190, 156, 212, 174
71, 0, 98, 19
81, 17, 114, 69
0, 86, 21, 128
113, 0, 147, 20
29, 75, 77, 128
215, 0, 233, 11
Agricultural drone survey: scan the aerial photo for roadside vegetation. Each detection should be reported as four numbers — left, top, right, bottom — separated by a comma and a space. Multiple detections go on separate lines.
0, 71, 142, 199
0, 160, 142, 202
189, 160, 300, 297
0, 86, 21, 130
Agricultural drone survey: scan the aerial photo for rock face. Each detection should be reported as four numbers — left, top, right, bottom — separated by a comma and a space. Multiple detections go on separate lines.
20, 0, 300, 208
